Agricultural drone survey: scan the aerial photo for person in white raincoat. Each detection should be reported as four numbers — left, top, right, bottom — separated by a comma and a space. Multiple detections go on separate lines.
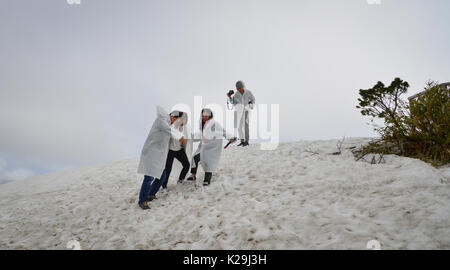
160, 111, 193, 192
186, 108, 236, 186
137, 106, 185, 210
227, 80, 255, 147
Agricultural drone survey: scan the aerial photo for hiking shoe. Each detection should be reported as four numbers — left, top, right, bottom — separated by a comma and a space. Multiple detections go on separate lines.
203, 180, 210, 186
138, 201, 150, 210
187, 175, 196, 181
177, 179, 184, 184
237, 142, 245, 147
242, 142, 249, 147
147, 194, 157, 201
160, 188, 167, 194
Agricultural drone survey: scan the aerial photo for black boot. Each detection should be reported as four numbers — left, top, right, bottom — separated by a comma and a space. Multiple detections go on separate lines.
187, 175, 196, 181
203, 172, 212, 186
138, 201, 150, 210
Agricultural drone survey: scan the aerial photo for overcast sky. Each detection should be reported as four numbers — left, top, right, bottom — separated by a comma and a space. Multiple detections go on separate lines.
1, 0, 449, 183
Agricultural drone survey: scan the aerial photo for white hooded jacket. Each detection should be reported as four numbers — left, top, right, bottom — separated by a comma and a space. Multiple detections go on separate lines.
191, 119, 233, 173
137, 106, 183, 178
232, 89, 255, 111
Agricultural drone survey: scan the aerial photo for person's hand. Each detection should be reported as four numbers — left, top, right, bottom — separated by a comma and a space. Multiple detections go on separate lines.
179, 137, 186, 145
229, 138, 236, 144
227, 93, 231, 98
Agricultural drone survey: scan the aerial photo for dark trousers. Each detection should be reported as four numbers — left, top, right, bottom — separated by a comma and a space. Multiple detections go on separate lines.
162, 149, 190, 189
190, 154, 212, 184
138, 170, 166, 204
191, 153, 201, 174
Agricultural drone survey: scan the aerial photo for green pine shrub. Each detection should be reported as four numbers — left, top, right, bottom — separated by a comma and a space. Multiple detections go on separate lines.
356, 78, 449, 166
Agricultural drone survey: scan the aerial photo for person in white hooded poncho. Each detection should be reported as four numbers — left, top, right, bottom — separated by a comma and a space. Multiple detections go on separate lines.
137, 106, 186, 210
186, 108, 236, 186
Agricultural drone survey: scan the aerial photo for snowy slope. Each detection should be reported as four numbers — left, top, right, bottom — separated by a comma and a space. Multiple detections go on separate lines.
0, 138, 449, 250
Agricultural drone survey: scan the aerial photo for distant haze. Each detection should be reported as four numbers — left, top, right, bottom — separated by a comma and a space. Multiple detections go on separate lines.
1, 0, 449, 183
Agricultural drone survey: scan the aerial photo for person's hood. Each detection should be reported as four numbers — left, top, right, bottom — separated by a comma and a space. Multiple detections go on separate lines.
156, 106, 171, 124
156, 105, 168, 117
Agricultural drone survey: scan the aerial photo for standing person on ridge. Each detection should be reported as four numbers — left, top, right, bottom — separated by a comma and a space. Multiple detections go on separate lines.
227, 80, 256, 147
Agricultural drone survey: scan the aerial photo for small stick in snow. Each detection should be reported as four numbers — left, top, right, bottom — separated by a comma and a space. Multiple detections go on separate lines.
330, 137, 345, 155
304, 148, 319, 155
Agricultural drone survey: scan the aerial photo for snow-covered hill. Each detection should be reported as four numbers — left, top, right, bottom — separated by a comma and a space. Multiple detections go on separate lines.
0, 138, 449, 250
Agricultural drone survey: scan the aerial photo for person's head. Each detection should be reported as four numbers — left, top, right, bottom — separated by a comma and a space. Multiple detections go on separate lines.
179, 112, 188, 127
169, 111, 184, 125
201, 108, 213, 123
236, 81, 245, 93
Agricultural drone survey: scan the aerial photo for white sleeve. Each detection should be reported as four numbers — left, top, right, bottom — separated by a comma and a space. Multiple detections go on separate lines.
249, 90, 256, 104
171, 126, 183, 140
216, 122, 234, 140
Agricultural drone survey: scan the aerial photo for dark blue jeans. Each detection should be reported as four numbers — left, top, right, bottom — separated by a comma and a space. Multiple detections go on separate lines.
138, 170, 166, 204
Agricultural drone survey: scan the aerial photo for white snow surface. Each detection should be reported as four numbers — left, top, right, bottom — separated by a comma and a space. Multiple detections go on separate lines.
0, 138, 449, 250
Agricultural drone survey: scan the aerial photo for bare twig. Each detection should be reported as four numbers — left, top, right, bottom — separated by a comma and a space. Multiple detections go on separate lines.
378, 153, 386, 164
304, 147, 319, 156
330, 137, 345, 155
